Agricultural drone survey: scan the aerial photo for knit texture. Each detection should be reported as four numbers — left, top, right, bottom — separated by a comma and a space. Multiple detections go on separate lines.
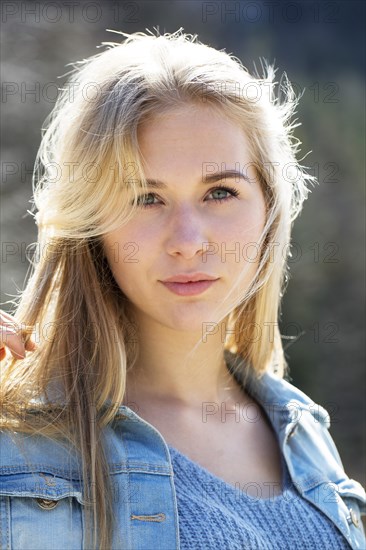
168, 444, 351, 549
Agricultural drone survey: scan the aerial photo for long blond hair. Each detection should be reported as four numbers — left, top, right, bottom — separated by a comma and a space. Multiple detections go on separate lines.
0, 28, 317, 549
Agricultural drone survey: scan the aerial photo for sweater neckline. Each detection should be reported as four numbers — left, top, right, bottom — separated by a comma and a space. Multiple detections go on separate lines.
167, 443, 293, 503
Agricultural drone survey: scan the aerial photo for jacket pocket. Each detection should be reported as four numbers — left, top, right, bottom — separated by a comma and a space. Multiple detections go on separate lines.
0, 472, 85, 550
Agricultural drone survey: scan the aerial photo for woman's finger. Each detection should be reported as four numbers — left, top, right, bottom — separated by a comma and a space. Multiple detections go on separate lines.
0, 309, 18, 320
0, 327, 26, 359
0, 311, 37, 359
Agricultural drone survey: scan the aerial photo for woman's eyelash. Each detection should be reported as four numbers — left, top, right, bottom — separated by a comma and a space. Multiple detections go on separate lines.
135, 186, 240, 208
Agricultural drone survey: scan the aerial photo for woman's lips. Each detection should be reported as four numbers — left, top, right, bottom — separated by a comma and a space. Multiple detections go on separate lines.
160, 279, 218, 296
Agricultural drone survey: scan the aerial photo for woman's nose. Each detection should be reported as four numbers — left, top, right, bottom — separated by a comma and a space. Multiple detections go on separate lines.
164, 205, 209, 258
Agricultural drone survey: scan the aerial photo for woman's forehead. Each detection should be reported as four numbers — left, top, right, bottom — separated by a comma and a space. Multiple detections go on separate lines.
136, 107, 253, 167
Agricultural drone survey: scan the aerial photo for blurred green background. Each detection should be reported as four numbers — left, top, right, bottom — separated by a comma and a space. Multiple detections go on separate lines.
1, 1, 365, 489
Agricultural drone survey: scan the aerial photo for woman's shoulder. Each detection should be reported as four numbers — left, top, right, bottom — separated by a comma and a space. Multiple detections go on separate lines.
225, 350, 331, 428
226, 352, 366, 505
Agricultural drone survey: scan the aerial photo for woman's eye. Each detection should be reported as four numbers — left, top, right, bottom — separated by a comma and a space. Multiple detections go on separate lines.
136, 193, 157, 207
207, 186, 240, 203
134, 186, 240, 209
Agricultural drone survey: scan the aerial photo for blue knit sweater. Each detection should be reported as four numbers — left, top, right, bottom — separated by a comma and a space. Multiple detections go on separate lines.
168, 444, 351, 549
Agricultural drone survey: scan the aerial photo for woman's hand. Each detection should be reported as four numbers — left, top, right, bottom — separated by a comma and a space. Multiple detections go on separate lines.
0, 310, 37, 361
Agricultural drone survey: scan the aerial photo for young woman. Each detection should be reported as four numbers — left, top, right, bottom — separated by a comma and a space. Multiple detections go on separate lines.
0, 29, 365, 550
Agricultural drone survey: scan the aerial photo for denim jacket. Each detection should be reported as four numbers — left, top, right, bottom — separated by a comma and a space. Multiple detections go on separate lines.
1, 351, 365, 549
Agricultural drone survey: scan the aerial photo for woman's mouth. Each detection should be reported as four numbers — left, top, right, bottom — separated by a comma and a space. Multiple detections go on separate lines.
159, 279, 219, 296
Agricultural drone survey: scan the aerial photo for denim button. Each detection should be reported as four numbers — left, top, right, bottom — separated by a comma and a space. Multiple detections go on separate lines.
36, 498, 59, 510
346, 508, 360, 528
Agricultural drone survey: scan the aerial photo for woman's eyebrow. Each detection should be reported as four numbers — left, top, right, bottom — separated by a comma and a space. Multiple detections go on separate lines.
140, 170, 252, 189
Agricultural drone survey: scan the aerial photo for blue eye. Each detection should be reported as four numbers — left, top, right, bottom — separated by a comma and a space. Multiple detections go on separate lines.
136, 193, 159, 207
208, 186, 240, 204
135, 186, 240, 209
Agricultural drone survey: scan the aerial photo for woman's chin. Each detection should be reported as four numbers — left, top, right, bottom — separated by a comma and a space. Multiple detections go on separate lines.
159, 304, 227, 334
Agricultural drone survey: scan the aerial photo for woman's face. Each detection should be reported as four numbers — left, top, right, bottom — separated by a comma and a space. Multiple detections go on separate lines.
102, 104, 267, 332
